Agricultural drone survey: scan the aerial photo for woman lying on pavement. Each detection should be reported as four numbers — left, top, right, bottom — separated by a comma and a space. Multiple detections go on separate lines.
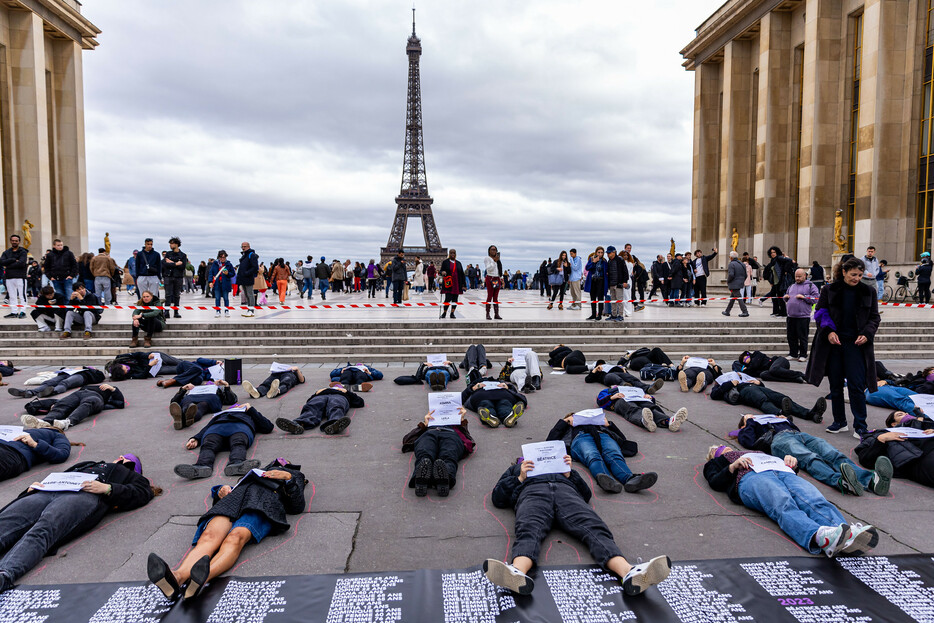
402, 408, 475, 497
854, 410, 934, 488
174, 403, 274, 480
597, 385, 688, 433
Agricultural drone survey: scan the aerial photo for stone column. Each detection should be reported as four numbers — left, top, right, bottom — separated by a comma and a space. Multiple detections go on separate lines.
756, 12, 794, 260
8, 11, 52, 253
798, 0, 844, 265
855, 0, 913, 261
720, 39, 756, 258
691, 61, 722, 259
51, 39, 87, 253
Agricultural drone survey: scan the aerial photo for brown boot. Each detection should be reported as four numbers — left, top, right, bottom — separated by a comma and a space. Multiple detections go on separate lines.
129, 337, 139, 348
143, 337, 152, 348
485, 304, 492, 320
494, 305, 502, 320
157, 378, 177, 388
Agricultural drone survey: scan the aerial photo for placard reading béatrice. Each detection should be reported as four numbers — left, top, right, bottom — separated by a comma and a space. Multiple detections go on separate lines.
521, 441, 568, 477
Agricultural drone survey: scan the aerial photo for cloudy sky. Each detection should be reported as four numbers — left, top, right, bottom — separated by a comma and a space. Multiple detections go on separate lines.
84, 0, 718, 272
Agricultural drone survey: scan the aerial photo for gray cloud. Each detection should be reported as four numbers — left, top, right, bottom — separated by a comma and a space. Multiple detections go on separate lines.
84, 0, 715, 271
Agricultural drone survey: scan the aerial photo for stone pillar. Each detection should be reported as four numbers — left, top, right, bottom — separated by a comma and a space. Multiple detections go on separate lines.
51, 39, 87, 253
691, 61, 722, 260
720, 39, 756, 259
8, 11, 52, 254
798, 0, 844, 265
854, 0, 913, 262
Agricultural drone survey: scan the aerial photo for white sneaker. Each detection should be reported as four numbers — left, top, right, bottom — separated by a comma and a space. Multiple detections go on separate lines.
214, 311, 221, 318
224, 310, 230, 317
842, 522, 879, 555
242, 381, 260, 399
668, 407, 688, 432
483, 559, 534, 595
37, 326, 51, 333
622, 555, 671, 596
641, 407, 657, 432
52, 419, 71, 431
20, 414, 52, 429
815, 524, 849, 558
798, 356, 808, 362
266, 378, 280, 399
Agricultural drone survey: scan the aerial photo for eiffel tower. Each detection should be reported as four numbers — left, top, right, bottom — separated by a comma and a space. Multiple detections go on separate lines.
380, 9, 447, 267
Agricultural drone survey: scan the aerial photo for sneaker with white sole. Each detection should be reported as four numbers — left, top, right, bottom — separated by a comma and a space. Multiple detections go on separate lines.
841, 522, 879, 555
20, 414, 52, 429
837, 463, 864, 496
668, 407, 688, 432
641, 407, 657, 432
242, 380, 260, 399
52, 419, 71, 431
646, 378, 665, 395
503, 403, 524, 428
266, 378, 280, 398
478, 407, 499, 428
622, 555, 671, 596
483, 559, 534, 595
815, 524, 850, 558
677, 370, 688, 392
825, 422, 849, 434
869, 456, 893, 496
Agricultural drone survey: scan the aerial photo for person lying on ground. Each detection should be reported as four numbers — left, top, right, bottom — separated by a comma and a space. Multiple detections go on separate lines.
402, 407, 475, 497
275, 383, 364, 436
242, 366, 305, 399
854, 410, 934, 488
675, 356, 724, 393
0, 454, 159, 592
862, 380, 923, 415
597, 385, 688, 433
8, 366, 105, 399
585, 361, 665, 394
462, 378, 527, 428
618, 347, 673, 371
547, 345, 589, 374
483, 454, 671, 597
156, 358, 223, 389
733, 350, 806, 383
499, 350, 543, 393
168, 380, 238, 430
546, 413, 657, 494
106, 351, 179, 381
733, 413, 892, 496
174, 403, 273, 480
147, 458, 306, 601
710, 375, 826, 422
460, 343, 494, 386
394, 359, 459, 391
328, 363, 383, 392
703, 444, 878, 558
19, 383, 124, 432
0, 361, 18, 383
0, 428, 76, 482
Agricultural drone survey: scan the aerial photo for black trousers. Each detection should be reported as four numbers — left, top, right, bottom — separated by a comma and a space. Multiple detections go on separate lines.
613, 399, 668, 429
694, 275, 708, 304
738, 385, 808, 418
626, 347, 672, 371
759, 356, 804, 383
257, 371, 299, 396
786, 318, 810, 358
511, 479, 622, 566
826, 341, 868, 431
131, 316, 163, 338
0, 445, 28, 482
46, 392, 104, 426
683, 367, 715, 390
195, 432, 250, 467
441, 293, 459, 316
413, 428, 465, 485
296, 394, 350, 429
164, 277, 183, 314
338, 368, 369, 386
589, 279, 604, 317
604, 371, 651, 392
919, 282, 931, 304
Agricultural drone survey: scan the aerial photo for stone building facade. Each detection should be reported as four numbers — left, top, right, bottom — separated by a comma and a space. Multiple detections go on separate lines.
682, 0, 931, 269
0, 0, 98, 255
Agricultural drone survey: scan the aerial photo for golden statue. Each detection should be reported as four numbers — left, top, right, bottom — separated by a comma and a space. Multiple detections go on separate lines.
832, 209, 847, 254
104, 232, 111, 254
731, 227, 739, 252
21, 220, 34, 250
669, 237, 676, 257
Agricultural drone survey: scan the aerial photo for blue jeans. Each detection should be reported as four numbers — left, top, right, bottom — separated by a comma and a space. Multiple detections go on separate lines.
571, 431, 633, 484
865, 384, 918, 414
425, 366, 451, 387
318, 278, 329, 298
0, 490, 102, 582
303, 278, 314, 298
770, 430, 873, 489
669, 287, 680, 304
738, 470, 846, 554
214, 288, 230, 310
51, 278, 73, 302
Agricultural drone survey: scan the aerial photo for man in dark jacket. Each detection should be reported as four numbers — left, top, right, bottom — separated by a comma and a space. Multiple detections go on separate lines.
0, 234, 28, 318
605, 246, 629, 322
390, 250, 407, 304
168, 380, 239, 430
135, 238, 162, 297
8, 366, 105, 399
60, 282, 103, 339
709, 375, 826, 422
236, 242, 259, 316
733, 350, 805, 383
315, 256, 330, 300
30, 286, 64, 332
175, 404, 273, 479
692, 247, 718, 306
161, 237, 187, 319
722, 251, 749, 316
483, 456, 670, 597
43, 239, 77, 302
276, 384, 364, 435
20, 383, 125, 432
648, 254, 668, 300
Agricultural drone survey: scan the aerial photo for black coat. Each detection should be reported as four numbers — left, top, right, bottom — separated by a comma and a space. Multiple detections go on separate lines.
306, 387, 365, 408
854, 417, 934, 472
439, 259, 466, 293
461, 378, 527, 412
702, 455, 744, 504
109, 352, 154, 380
43, 247, 78, 280
135, 249, 162, 278
605, 256, 629, 287
390, 256, 407, 281
237, 249, 259, 282
491, 463, 592, 510
199, 459, 307, 535
0, 247, 28, 279
162, 250, 188, 279
805, 280, 880, 390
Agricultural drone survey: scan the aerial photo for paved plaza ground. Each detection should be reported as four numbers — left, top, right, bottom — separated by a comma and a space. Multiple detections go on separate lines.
0, 294, 931, 589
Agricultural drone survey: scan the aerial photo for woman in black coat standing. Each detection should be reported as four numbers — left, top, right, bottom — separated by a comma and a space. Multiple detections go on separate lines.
806, 257, 881, 439
439, 249, 466, 320
148, 458, 307, 601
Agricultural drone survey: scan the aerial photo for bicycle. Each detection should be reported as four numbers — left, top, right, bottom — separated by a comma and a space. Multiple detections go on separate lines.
893, 271, 920, 303
881, 272, 894, 303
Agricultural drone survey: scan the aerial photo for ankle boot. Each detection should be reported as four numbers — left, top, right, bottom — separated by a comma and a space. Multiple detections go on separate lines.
486, 304, 492, 320
493, 304, 502, 320
441, 306, 448, 318
531, 375, 542, 390
129, 337, 139, 348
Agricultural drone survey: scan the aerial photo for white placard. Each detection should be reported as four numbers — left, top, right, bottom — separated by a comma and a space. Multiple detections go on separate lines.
521, 440, 569, 477
886, 426, 934, 439
481, 381, 503, 390
187, 384, 219, 396
684, 357, 708, 370
748, 453, 795, 474
233, 468, 266, 490
352, 364, 370, 373
269, 362, 292, 374
34, 472, 99, 492
716, 371, 756, 385
0, 425, 24, 441
908, 394, 934, 414
59, 367, 84, 376
616, 386, 647, 403
512, 348, 531, 362
207, 364, 224, 382
752, 415, 788, 425
149, 353, 162, 377
213, 405, 248, 417
427, 392, 462, 427
425, 354, 447, 367
572, 409, 606, 427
